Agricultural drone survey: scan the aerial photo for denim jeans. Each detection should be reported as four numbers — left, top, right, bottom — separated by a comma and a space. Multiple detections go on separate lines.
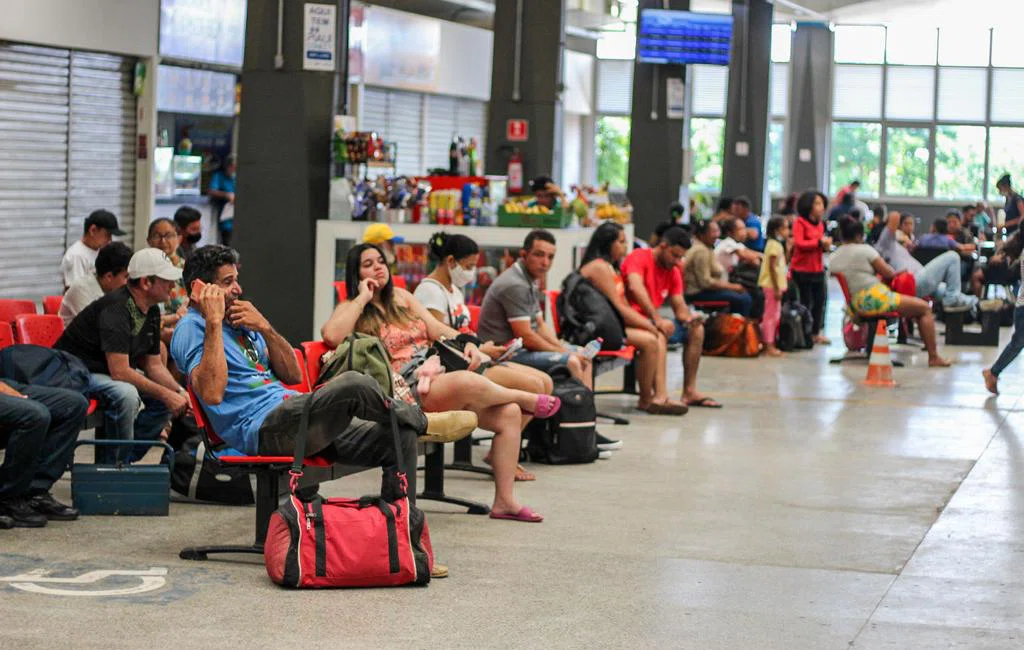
914, 251, 964, 305
992, 307, 1024, 377
688, 288, 753, 317
87, 373, 170, 463
0, 382, 88, 499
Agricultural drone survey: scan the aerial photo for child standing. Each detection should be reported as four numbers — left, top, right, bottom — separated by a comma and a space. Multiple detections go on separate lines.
758, 216, 789, 357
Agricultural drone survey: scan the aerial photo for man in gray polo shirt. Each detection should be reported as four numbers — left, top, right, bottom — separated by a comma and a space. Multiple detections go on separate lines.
874, 211, 978, 311
477, 229, 592, 389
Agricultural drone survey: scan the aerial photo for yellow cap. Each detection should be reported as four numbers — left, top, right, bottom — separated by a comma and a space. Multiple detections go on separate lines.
363, 223, 403, 245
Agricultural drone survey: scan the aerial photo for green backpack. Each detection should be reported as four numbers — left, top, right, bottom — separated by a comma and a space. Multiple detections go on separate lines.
317, 333, 395, 397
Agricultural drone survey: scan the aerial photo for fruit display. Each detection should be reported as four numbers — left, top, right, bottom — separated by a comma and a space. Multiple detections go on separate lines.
594, 203, 631, 224
502, 199, 552, 215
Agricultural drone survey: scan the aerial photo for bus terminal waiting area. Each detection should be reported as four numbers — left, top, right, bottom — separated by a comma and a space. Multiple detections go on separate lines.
2, 314, 1021, 649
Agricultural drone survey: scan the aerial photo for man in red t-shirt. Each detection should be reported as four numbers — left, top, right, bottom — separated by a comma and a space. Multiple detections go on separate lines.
621, 227, 721, 408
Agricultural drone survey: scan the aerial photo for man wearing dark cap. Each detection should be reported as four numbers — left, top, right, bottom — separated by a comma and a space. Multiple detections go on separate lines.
60, 209, 126, 289
528, 175, 568, 211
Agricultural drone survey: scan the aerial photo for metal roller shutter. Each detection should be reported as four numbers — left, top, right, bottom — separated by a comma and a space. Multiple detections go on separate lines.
67, 51, 137, 248
0, 42, 70, 299
456, 98, 487, 166
361, 87, 388, 135
425, 94, 457, 172
388, 90, 422, 177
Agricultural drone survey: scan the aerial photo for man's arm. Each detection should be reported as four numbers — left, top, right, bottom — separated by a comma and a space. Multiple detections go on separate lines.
509, 318, 562, 352
106, 351, 186, 414
534, 316, 563, 348
189, 283, 228, 405
625, 272, 676, 337
227, 299, 302, 386
667, 294, 694, 323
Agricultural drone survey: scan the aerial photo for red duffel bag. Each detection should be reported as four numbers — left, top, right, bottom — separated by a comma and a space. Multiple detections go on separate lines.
264, 395, 434, 588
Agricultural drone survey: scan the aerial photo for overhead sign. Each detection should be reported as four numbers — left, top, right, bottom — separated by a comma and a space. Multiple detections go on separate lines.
304, 4, 337, 72
507, 119, 529, 142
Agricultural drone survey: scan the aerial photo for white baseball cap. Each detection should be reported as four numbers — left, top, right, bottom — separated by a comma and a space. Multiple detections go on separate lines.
128, 248, 183, 281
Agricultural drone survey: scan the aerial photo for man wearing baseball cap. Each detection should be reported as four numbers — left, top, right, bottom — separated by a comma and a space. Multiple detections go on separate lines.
60, 209, 127, 289
363, 223, 404, 266
56, 249, 188, 463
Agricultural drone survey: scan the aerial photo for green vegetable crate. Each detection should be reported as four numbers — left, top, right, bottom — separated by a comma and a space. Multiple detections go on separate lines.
497, 205, 570, 229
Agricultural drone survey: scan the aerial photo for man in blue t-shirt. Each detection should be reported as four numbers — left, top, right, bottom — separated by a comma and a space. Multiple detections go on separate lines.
732, 196, 765, 252
169, 245, 439, 499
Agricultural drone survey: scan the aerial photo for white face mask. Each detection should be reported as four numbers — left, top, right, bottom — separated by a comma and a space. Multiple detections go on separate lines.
449, 263, 476, 288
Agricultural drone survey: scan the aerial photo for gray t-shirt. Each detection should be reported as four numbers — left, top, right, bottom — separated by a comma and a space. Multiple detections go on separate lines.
874, 227, 923, 275
476, 262, 542, 344
830, 243, 883, 297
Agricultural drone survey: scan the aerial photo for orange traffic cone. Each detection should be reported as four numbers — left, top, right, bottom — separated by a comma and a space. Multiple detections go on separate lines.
863, 320, 896, 387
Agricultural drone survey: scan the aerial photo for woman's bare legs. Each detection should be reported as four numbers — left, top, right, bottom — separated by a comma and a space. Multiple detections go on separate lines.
475, 403, 527, 515
420, 370, 548, 415
482, 363, 552, 481
626, 327, 658, 407
895, 296, 951, 367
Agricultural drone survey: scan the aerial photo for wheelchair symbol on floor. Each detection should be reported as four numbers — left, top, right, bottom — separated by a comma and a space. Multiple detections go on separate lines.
0, 567, 168, 597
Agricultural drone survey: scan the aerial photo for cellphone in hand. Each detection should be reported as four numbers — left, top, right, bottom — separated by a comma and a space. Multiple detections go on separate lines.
495, 338, 523, 363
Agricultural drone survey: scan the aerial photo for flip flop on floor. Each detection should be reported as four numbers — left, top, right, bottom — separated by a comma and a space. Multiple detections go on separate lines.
642, 401, 689, 415
489, 506, 544, 523
524, 394, 561, 419
686, 397, 723, 409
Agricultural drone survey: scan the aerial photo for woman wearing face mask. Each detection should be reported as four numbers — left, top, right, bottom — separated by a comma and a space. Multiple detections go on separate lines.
414, 232, 554, 481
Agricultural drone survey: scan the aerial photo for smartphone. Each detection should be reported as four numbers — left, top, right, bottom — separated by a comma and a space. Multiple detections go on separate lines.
494, 338, 523, 363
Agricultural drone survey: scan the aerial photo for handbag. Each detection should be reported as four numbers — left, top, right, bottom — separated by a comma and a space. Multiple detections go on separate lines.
263, 391, 434, 588
703, 313, 761, 358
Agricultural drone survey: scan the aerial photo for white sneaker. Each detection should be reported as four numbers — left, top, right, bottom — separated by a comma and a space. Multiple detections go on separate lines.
598, 450, 613, 460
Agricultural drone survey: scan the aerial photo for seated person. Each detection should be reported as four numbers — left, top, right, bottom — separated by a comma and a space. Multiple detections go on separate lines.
621, 227, 721, 408
711, 197, 734, 225
715, 217, 762, 275
831, 216, 950, 367
895, 212, 916, 249
732, 196, 765, 252
684, 220, 753, 317
60, 209, 125, 290
946, 211, 977, 250
59, 242, 132, 327
528, 175, 569, 212
322, 243, 561, 523
874, 211, 979, 312
476, 229, 593, 389
580, 222, 688, 415
0, 380, 87, 527
972, 231, 1022, 298
918, 218, 973, 256
147, 218, 189, 341
55, 249, 187, 462
173, 206, 203, 261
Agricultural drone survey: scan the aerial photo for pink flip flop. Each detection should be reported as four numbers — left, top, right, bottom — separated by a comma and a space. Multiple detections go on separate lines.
524, 395, 561, 419
489, 506, 544, 523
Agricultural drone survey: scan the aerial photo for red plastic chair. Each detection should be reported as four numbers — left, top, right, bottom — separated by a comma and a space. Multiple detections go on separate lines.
468, 305, 481, 332
0, 299, 37, 324
280, 348, 312, 393
13, 314, 64, 348
334, 281, 347, 303
0, 322, 13, 350
830, 272, 902, 365
392, 276, 407, 289
42, 295, 63, 315
179, 386, 330, 561
301, 340, 331, 387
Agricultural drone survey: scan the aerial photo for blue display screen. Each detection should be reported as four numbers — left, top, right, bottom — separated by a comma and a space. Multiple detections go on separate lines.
636, 10, 733, 66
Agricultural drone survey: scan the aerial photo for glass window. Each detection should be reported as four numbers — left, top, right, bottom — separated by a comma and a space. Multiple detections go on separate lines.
885, 127, 931, 196
596, 60, 634, 115
690, 118, 725, 190
833, 65, 883, 119
767, 122, 784, 194
938, 27, 990, 67
771, 62, 789, 118
885, 26, 937, 65
937, 68, 988, 123
771, 24, 792, 63
691, 64, 729, 116
989, 127, 1024, 200
830, 122, 881, 196
885, 66, 935, 120
834, 25, 885, 64
992, 28, 1024, 68
597, 28, 636, 60
596, 117, 631, 189
934, 125, 986, 200
990, 69, 1024, 123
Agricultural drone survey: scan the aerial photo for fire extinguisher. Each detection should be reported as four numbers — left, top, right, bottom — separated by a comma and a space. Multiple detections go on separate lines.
507, 148, 524, 195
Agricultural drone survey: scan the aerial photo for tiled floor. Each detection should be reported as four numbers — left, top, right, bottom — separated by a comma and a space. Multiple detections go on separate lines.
3, 299, 1024, 648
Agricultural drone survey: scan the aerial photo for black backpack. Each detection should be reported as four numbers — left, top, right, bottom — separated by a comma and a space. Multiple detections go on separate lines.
557, 271, 626, 351
0, 344, 91, 394
170, 432, 255, 506
525, 366, 598, 464
777, 302, 814, 351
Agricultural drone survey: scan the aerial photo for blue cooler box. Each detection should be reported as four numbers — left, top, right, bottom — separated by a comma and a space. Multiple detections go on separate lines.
72, 440, 174, 516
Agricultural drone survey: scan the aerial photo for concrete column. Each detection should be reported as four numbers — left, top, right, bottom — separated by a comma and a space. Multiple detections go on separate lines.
484, 0, 567, 185
721, 0, 773, 214
627, 0, 689, 239
786, 22, 833, 194
234, 0, 343, 344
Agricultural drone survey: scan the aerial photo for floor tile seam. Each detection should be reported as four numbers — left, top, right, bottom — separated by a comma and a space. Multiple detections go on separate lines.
849, 396, 1020, 646
695, 390, 1017, 412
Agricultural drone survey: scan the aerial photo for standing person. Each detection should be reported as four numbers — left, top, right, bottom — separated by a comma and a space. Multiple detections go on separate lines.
0, 380, 88, 527
996, 174, 1024, 236
759, 217, 789, 357
59, 242, 132, 327
173, 206, 204, 261
684, 220, 753, 317
580, 222, 688, 415
732, 196, 765, 252
791, 191, 833, 345
834, 180, 860, 206
60, 210, 126, 290
984, 247, 1024, 394
831, 217, 950, 367
208, 155, 236, 246
711, 197, 734, 225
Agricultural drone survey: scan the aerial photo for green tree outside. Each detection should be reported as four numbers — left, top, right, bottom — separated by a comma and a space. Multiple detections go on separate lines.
596, 117, 631, 188
885, 127, 930, 196
830, 122, 881, 195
